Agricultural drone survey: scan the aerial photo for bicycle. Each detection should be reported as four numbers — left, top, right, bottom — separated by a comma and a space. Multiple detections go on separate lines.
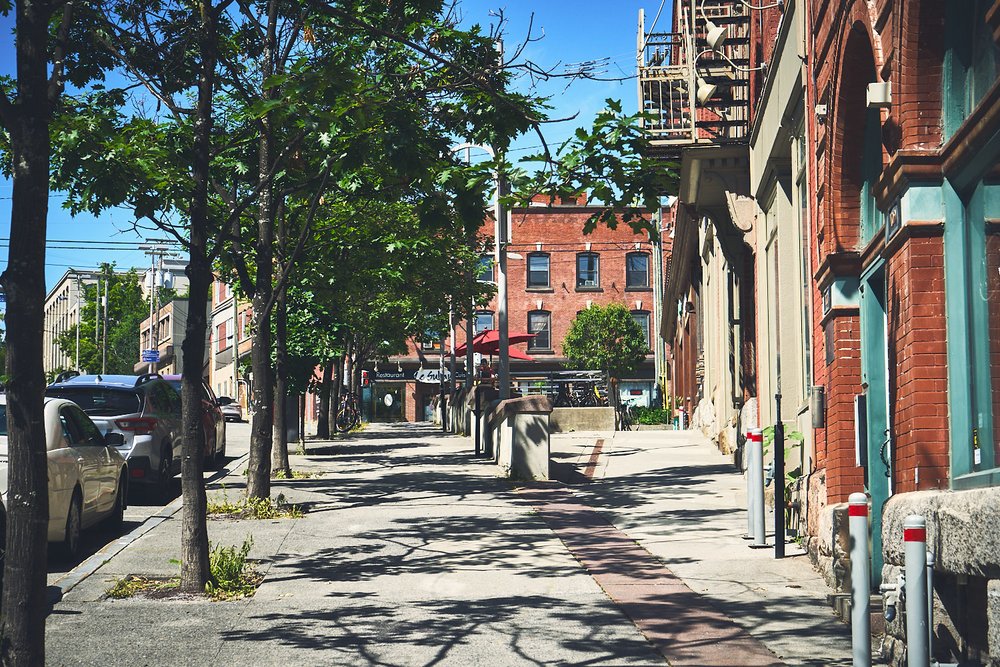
335, 392, 361, 433
616, 399, 635, 432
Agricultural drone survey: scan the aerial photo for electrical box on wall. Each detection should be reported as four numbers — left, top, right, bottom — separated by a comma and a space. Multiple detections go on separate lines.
810, 385, 826, 429
866, 82, 891, 109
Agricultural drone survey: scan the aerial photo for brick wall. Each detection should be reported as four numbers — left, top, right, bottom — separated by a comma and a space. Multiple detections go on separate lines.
886, 233, 949, 491
822, 311, 865, 503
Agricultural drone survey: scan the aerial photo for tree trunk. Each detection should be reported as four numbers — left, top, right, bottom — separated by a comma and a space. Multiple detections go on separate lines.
331, 355, 343, 434
316, 360, 333, 438
177, 0, 218, 593
271, 279, 290, 476
246, 0, 279, 500
0, 3, 54, 662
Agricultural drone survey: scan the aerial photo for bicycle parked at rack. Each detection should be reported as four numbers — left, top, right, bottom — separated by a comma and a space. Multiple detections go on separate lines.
336, 392, 361, 433
616, 399, 635, 432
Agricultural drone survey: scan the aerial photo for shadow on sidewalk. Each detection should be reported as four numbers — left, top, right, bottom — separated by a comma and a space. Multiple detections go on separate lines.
221, 594, 665, 666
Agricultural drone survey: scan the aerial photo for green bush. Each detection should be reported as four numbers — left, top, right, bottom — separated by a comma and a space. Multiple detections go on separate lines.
632, 406, 672, 425
206, 536, 262, 600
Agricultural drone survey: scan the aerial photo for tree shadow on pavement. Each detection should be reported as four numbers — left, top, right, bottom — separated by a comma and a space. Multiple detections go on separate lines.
221, 594, 666, 667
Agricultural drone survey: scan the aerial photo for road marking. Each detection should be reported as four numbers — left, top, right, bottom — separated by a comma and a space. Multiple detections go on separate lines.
583, 438, 605, 480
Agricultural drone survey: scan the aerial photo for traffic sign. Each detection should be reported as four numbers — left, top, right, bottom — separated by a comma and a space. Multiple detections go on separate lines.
141, 349, 160, 363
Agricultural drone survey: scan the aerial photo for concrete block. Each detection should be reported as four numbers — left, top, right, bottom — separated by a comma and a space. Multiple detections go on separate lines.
989, 579, 1000, 665
882, 487, 1000, 578
549, 407, 614, 432
510, 413, 550, 481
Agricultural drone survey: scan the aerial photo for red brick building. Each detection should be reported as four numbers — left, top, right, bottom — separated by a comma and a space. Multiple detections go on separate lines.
376, 196, 667, 422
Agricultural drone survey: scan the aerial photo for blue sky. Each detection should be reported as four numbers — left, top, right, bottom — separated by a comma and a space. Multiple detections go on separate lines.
0, 0, 668, 293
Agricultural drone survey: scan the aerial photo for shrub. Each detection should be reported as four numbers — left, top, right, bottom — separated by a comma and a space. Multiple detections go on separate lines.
205, 537, 262, 600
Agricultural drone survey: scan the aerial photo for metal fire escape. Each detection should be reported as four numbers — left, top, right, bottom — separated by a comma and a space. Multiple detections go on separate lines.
637, 0, 752, 157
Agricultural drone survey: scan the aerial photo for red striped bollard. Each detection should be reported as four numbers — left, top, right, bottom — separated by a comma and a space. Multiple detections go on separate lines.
904, 515, 929, 667
849, 493, 870, 667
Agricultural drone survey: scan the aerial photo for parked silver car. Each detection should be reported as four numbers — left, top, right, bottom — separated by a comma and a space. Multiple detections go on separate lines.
0, 395, 129, 559
217, 396, 243, 423
46, 373, 182, 500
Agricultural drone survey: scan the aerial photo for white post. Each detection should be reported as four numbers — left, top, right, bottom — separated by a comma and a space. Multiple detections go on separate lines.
904, 515, 929, 667
745, 426, 755, 539
748, 428, 766, 546
849, 492, 871, 667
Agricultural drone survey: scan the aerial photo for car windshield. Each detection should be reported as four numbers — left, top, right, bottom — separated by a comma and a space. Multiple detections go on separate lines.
166, 380, 181, 393
46, 388, 141, 416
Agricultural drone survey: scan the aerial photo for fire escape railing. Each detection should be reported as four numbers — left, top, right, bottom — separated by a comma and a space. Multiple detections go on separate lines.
638, 0, 751, 151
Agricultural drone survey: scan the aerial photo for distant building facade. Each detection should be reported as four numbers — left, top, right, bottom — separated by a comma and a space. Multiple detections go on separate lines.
375, 196, 669, 422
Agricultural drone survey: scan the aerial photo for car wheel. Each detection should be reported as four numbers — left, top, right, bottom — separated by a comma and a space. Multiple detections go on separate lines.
157, 446, 174, 502
62, 491, 83, 560
106, 472, 126, 529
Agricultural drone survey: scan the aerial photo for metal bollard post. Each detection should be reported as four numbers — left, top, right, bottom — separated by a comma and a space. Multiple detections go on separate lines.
904, 515, 929, 667
849, 493, 871, 667
745, 431, 755, 539
748, 428, 766, 547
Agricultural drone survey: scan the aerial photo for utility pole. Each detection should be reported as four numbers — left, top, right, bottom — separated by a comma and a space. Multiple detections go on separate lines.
139, 241, 175, 374
101, 263, 109, 374
495, 39, 510, 400
652, 206, 668, 407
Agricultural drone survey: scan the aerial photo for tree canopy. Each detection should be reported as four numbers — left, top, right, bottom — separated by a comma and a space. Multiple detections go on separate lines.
562, 304, 648, 381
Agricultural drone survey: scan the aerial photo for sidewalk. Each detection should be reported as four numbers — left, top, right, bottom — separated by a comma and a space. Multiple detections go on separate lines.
549, 429, 855, 666
44, 422, 854, 666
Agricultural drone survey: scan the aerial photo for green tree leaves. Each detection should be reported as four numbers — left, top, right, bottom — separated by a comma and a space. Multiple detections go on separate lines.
562, 303, 648, 381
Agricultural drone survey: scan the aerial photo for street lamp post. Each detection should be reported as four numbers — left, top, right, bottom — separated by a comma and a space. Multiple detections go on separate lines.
449, 141, 509, 399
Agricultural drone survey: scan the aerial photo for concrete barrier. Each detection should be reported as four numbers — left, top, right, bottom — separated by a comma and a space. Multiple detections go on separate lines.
487, 395, 553, 480
549, 406, 615, 432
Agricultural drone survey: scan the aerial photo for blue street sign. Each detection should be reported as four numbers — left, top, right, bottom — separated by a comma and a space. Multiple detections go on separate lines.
141, 349, 160, 363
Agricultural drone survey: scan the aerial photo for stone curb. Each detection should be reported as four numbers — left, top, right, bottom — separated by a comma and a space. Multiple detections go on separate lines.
49, 451, 252, 603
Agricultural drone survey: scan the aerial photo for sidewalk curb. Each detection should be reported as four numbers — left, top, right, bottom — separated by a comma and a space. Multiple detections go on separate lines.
50, 452, 251, 602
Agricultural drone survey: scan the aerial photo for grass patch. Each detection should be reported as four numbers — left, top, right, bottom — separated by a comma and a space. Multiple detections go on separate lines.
205, 537, 263, 600
106, 575, 179, 599
207, 488, 304, 519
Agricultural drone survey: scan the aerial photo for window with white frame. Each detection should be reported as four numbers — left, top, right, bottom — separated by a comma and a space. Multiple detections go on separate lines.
527, 311, 551, 351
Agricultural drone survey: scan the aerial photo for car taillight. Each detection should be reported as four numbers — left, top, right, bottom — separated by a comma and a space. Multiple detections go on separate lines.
114, 417, 158, 436
130, 468, 145, 478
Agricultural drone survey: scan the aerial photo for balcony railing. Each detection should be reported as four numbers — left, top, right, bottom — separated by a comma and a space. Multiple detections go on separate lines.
638, 0, 751, 153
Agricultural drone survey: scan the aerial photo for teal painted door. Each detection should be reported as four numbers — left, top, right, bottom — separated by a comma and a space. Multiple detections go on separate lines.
860, 262, 891, 585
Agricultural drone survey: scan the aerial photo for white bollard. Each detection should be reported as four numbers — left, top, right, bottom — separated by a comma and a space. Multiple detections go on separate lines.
745, 430, 755, 539
904, 515, 929, 667
748, 428, 766, 547
849, 493, 871, 667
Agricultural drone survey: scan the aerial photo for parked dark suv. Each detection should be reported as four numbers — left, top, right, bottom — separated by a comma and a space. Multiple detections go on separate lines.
161, 375, 226, 467
46, 373, 182, 499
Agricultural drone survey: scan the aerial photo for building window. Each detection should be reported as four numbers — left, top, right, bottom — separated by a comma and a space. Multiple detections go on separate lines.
626, 252, 649, 288
216, 321, 228, 353
632, 311, 650, 351
576, 252, 600, 289
527, 253, 550, 288
420, 329, 442, 352
527, 311, 551, 351
477, 255, 494, 283
474, 311, 494, 334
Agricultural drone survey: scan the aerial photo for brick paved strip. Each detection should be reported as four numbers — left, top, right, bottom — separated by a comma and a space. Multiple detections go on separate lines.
519, 487, 784, 667
583, 438, 605, 480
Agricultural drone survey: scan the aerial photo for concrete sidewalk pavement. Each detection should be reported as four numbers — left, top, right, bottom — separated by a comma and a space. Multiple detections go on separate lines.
46, 423, 664, 666
550, 428, 856, 666
44, 422, 855, 666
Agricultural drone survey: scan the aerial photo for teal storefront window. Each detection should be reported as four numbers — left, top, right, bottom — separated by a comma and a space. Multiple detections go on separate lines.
942, 1, 1000, 488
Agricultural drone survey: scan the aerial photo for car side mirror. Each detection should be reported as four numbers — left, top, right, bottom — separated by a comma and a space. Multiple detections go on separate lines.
105, 432, 125, 448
